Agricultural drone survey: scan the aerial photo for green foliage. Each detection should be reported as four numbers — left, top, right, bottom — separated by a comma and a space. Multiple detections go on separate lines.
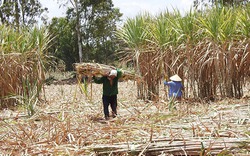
0, 0, 47, 27
148, 12, 172, 49
9, 78, 40, 116
168, 98, 177, 111
193, 0, 250, 10
79, 79, 89, 97
0, 25, 53, 109
236, 5, 250, 38
47, 0, 122, 69
48, 17, 77, 71
80, 0, 122, 64
0, 25, 53, 55
116, 13, 150, 49
115, 13, 150, 74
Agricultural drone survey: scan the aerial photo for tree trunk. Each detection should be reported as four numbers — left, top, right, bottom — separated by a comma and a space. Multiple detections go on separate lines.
75, 0, 83, 63
14, 0, 20, 30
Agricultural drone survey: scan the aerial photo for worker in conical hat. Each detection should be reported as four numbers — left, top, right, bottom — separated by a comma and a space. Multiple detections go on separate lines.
164, 74, 184, 101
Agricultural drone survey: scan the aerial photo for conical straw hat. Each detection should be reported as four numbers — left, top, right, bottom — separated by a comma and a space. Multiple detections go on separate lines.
170, 74, 182, 81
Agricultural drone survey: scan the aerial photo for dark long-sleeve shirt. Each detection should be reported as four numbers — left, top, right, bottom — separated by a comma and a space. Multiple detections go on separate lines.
93, 69, 122, 96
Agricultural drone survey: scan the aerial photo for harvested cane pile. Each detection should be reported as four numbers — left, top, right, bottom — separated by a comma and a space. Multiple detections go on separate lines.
74, 62, 141, 81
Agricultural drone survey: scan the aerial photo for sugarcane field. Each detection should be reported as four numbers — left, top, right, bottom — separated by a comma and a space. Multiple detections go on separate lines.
1, 2, 250, 156
0, 62, 249, 155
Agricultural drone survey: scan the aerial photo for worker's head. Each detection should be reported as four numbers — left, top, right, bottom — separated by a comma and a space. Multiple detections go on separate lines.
108, 69, 117, 79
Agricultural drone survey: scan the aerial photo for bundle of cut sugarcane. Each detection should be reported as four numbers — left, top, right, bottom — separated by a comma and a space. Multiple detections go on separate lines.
74, 62, 115, 77
119, 69, 142, 81
74, 62, 141, 81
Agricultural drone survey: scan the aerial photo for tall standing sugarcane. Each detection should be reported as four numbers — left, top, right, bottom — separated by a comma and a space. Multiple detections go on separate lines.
196, 7, 226, 98
233, 5, 250, 97
196, 7, 247, 99
116, 5, 250, 101
116, 13, 150, 99
146, 11, 175, 100
167, 9, 200, 98
219, 8, 238, 97
0, 25, 53, 113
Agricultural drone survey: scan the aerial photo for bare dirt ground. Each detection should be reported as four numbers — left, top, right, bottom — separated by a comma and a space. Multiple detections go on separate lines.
0, 77, 250, 155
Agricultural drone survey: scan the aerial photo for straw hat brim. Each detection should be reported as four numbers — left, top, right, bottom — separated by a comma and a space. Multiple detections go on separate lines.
170, 74, 182, 81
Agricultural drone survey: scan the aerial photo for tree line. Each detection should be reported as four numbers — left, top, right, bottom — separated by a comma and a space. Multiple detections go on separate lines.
1, 0, 249, 70
0, 0, 122, 71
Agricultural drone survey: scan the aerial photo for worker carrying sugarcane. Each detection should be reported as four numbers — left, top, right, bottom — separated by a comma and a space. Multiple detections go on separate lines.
93, 69, 122, 120
164, 74, 184, 101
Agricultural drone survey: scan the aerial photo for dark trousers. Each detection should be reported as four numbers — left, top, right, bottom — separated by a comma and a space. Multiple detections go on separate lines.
102, 95, 117, 117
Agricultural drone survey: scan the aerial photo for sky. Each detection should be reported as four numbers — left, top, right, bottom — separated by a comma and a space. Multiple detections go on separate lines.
40, 0, 194, 22
113, 0, 194, 20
